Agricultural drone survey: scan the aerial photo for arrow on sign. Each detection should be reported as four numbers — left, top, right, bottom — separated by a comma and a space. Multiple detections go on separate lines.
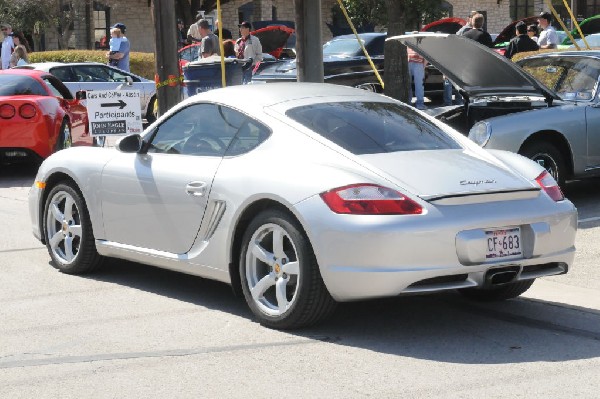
101, 100, 127, 109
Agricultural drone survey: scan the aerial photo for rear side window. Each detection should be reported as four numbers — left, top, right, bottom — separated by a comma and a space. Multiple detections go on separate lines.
286, 101, 460, 155
0, 75, 47, 96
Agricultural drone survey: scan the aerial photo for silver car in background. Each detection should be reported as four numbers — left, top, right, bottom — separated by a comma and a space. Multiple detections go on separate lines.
28, 83, 576, 329
19, 62, 157, 123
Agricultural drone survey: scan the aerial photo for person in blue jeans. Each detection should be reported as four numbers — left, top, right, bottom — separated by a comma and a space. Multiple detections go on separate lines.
407, 44, 426, 110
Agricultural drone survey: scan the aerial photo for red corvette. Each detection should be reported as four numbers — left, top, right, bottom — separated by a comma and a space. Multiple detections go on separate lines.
0, 69, 92, 162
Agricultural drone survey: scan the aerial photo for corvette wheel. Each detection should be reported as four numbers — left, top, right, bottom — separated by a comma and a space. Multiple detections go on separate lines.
43, 183, 103, 274
520, 142, 566, 186
56, 119, 72, 151
458, 279, 535, 301
240, 210, 336, 329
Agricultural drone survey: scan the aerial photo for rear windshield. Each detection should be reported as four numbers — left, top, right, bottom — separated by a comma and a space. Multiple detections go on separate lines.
0, 75, 47, 96
286, 101, 460, 155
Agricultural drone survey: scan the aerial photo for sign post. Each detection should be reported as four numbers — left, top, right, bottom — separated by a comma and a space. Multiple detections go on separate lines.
85, 90, 144, 136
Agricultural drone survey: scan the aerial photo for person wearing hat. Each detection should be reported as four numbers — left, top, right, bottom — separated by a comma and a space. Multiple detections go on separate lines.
504, 21, 539, 59
235, 21, 262, 84
1, 23, 14, 70
537, 11, 558, 49
106, 23, 130, 72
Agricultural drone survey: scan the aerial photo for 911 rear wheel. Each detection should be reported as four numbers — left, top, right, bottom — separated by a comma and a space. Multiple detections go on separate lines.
239, 210, 336, 329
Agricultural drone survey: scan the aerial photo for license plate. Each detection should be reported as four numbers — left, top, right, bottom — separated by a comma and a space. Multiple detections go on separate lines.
485, 227, 522, 260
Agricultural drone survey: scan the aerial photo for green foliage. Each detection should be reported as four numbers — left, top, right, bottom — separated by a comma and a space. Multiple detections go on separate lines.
335, 0, 446, 30
29, 50, 157, 80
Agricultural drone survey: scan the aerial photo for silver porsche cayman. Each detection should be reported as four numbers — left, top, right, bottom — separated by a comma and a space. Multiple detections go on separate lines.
29, 83, 577, 329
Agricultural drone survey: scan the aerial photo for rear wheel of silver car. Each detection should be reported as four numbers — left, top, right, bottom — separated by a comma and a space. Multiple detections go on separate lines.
239, 210, 337, 329
458, 279, 535, 301
520, 142, 566, 186
43, 183, 103, 274
56, 119, 72, 151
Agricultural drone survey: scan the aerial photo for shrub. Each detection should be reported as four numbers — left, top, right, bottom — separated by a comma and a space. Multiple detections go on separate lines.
28, 50, 156, 80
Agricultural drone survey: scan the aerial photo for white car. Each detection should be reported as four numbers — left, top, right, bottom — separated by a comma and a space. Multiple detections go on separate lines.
29, 83, 577, 329
19, 62, 157, 123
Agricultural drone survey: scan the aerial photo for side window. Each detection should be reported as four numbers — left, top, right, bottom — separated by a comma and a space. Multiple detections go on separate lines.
147, 103, 271, 157
49, 67, 76, 82
73, 66, 110, 82
106, 66, 139, 82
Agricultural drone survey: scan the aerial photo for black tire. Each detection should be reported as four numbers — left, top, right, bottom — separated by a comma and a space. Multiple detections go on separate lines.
239, 209, 337, 329
458, 279, 535, 302
42, 182, 104, 274
520, 142, 566, 186
55, 119, 72, 151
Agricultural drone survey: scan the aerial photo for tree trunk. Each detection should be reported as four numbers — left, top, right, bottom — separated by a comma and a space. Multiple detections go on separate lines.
383, 0, 409, 103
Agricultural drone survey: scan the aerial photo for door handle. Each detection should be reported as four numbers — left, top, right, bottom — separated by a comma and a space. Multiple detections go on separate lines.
185, 181, 207, 197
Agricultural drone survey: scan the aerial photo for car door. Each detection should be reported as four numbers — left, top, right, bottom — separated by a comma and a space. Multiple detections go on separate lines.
71, 64, 147, 113
100, 103, 239, 254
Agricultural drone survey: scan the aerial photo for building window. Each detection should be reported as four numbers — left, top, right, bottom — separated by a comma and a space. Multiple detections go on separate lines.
510, 0, 535, 20
94, 1, 110, 49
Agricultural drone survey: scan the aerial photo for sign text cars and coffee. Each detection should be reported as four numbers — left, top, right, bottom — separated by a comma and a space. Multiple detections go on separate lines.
85, 90, 143, 136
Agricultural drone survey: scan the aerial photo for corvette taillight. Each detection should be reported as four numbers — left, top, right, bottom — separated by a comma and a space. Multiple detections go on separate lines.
535, 171, 564, 201
19, 104, 36, 119
0, 104, 15, 119
320, 184, 423, 215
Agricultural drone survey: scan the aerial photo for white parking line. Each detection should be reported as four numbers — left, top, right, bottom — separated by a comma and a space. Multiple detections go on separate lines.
579, 216, 600, 224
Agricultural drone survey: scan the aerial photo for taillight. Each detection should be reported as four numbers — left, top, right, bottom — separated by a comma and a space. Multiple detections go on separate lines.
0, 104, 15, 119
535, 171, 564, 201
19, 104, 37, 119
320, 184, 423, 215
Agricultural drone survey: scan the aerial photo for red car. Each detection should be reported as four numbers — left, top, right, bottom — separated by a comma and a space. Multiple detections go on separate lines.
0, 69, 92, 162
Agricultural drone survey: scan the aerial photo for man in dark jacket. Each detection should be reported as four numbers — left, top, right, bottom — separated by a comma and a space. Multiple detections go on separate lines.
463, 13, 493, 47
504, 21, 539, 59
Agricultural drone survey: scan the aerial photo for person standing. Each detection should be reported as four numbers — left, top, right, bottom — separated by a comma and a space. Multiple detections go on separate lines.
463, 14, 493, 47
198, 19, 220, 58
107, 27, 123, 67
504, 21, 539, 59
177, 19, 187, 49
9, 31, 31, 67
456, 10, 477, 36
537, 11, 558, 49
235, 21, 262, 84
106, 23, 130, 72
187, 13, 203, 44
407, 38, 426, 110
1, 23, 15, 70
527, 24, 539, 43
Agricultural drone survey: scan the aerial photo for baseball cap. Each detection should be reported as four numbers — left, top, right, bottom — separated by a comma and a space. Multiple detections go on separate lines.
239, 21, 252, 29
539, 12, 552, 21
111, 23, 126, 33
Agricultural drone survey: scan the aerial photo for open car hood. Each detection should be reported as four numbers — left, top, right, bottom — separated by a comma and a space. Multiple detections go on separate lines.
252, 26, 295, 58
421, 17, 466, 34
390, 33, 560, 101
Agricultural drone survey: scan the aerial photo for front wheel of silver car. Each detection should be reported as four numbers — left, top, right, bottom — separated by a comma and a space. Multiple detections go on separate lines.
520, 142, 566, 186
458, 279, 535, 301
43, 182, 104, 274
239, 210, 336, 329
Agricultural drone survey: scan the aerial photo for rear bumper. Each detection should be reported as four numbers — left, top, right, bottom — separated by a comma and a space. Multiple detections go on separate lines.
294, 195, 577, 301
1, 122, 53, 159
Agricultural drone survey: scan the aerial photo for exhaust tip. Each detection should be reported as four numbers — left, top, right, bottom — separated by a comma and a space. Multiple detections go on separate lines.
485, 266, 520, 286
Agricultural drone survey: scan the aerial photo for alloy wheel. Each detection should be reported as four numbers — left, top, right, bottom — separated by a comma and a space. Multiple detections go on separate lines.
46, 190, 82, 265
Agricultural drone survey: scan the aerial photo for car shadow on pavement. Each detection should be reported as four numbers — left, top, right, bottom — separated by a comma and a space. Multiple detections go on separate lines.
84, 258, 600, 365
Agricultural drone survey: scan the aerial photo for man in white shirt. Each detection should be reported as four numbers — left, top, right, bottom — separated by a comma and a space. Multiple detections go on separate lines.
537, 11, 558, 49
1, 23, 15, 70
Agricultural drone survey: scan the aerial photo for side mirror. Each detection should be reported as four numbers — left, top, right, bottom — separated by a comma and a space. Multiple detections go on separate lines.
125, 76, 133, 86
76, 90, 87, 100
116, 134, 143, 153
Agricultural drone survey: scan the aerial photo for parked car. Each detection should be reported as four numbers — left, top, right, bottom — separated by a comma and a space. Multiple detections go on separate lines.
29, 83, 576, 329
17, 62, 157, 123
568, 32, 600, 48
561, 14, 600, 45
252, 32, 386, 92
0, 69, 92, 162
396, 33, 600, 185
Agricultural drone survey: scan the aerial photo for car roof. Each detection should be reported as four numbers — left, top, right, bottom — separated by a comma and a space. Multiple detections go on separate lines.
182, 82, 388, 111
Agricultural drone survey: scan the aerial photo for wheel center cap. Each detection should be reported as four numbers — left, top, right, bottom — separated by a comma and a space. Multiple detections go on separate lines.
62, 221, 69, 233
274, 263, 281, 274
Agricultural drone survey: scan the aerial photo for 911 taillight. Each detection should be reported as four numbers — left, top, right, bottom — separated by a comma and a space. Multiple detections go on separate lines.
320, 184, 423, 215
0, 104, 15, 119
19, 104, 37, 119
535, 171, 564, 201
